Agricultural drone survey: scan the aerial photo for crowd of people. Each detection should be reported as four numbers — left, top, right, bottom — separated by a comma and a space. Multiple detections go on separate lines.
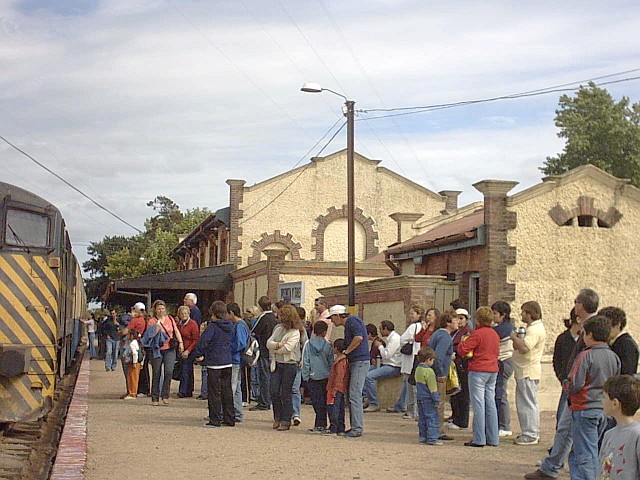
90, 287, 640, 479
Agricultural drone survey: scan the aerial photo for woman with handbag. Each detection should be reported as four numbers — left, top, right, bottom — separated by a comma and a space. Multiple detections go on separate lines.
392, 304, 424, 417
147, 300, 184, 406
267, 305, 303, 431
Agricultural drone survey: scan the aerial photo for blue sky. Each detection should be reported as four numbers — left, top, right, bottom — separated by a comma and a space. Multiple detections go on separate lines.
1, 0, 639, 268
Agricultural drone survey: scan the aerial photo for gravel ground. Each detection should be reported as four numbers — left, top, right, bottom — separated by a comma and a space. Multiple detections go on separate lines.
86, 361, 563, 480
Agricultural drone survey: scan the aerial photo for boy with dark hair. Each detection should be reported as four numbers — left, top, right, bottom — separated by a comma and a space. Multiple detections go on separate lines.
599, 306, 639, 376
325, 338, 349, 436
302, 321, 334, 433
565, 315, 621, 479
599, 375, 640, 479
415, 347, 441, 446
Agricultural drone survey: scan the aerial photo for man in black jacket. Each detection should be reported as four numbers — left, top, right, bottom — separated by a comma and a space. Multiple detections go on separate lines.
600, 306, 639, 375
249, 296, 277, 411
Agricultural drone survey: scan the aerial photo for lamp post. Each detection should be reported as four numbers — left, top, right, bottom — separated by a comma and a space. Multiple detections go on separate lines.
301, 83, 356, 311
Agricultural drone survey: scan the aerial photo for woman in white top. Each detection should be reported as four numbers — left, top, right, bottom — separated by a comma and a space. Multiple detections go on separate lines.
81, 313, 97, 359
267, 305, 303, 431
391, 305, 424, 418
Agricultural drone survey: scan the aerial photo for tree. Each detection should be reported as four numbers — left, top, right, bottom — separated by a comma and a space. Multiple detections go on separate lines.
541, 82, 640, 187
82, 198, 210, 304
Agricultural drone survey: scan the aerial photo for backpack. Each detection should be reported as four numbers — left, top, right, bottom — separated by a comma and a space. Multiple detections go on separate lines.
242, 318, 261, 367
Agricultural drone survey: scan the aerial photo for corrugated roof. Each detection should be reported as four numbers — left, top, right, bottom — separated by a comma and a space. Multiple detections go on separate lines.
387, 210, 484, 255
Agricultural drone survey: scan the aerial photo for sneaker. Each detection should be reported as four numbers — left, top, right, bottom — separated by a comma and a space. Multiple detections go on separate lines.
515, 435, 539, 445
448, 423, 465, 430
137, 393, 147, 398
323, 430, 338, 436
203, 422, 221, 428
336, 431, 346, 437
464, 441, 485, 447
151, 401, 160, 406
308, 427, 325, 434
523, 469, 554, 479
161, 398, 169, 405
123, 395, 136, 400
426, 441, 443, 446
402, 413, 414, 420
344, 430, 362, 438
499, 429, 513, 437
439, 434, 454, 441
385, 407, 404, 413
363, 405, 380, 413
292, 416, 301, 426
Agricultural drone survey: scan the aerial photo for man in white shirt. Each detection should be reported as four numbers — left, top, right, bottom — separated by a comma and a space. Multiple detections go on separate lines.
363, 320, 402, 412
313, 297, 333, 341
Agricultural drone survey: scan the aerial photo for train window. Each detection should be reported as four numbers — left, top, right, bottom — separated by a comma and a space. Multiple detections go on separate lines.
5, 209, 50, 248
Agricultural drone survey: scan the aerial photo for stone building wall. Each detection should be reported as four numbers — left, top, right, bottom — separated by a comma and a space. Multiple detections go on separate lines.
233, 151, 445, 267
507, 166, 640, 350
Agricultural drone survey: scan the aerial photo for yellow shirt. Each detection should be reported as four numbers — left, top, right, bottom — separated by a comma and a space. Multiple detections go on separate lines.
513, 320, 546, 380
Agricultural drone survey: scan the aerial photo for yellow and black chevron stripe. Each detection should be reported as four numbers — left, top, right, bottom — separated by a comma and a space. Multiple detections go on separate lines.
0, 253, 59, 422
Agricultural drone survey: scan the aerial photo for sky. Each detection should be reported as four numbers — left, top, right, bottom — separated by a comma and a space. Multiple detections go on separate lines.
1, 0, 639, 270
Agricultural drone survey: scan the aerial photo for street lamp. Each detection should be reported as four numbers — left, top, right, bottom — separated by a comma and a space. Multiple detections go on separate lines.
301, 83, 356, 311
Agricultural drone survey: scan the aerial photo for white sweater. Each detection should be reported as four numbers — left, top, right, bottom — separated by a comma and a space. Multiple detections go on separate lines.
378, 330, 403, 368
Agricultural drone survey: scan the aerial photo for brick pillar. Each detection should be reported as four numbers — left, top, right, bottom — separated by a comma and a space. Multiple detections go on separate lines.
264, 249, 287, 303
226, 179, 246, 267
389, 213, 423, 243
472, 180, 518, 306
438, 190, 462, 215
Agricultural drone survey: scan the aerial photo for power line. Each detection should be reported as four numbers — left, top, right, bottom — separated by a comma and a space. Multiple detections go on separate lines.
0, 135, 143, 233
360, 74, 640, 120
241, 115, 344, 215
239, 120, 347, 226
164, 0, 316, 143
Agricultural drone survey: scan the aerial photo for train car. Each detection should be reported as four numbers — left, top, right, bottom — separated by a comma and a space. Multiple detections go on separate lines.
0, 181, 87, 423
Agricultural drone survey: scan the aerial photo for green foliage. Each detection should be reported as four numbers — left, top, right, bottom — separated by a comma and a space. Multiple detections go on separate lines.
82, 198, 210, 304
541, 82, 640, 187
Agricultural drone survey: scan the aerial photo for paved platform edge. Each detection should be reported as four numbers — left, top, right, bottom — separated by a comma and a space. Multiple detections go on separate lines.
50, 352, 90, 480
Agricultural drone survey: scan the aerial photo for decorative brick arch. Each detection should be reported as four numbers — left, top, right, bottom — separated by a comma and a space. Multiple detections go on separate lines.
311, 205, 379, 261
249, 230, 302, 265
549, 196, 623, 228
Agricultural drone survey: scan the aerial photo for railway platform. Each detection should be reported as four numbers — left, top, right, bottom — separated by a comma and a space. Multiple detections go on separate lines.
55, 355, 561, 480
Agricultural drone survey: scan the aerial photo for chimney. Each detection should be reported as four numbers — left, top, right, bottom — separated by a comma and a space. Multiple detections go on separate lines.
389, 213, 423, 243
439, 190, 462, 215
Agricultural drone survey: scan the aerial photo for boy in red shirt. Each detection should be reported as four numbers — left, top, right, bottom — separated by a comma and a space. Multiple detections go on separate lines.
325, 338, 350, 436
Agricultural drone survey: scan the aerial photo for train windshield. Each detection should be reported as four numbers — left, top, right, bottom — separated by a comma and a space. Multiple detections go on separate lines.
5, 208, 50, 248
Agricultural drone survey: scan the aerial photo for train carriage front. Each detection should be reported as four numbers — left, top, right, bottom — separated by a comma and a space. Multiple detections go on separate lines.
0, 182, 67, 423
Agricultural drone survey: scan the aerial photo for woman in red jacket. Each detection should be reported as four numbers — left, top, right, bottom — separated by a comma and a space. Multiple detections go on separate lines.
457, 306, 500, 447
176, 305, 200, 398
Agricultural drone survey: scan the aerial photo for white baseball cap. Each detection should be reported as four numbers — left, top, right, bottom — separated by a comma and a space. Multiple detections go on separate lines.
328, 305, 347, 316
133, 302, 146, 311
455, 308, 469, 317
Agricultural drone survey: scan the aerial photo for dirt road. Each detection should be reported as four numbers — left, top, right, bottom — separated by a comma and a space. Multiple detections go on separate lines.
86, 362, 561, 480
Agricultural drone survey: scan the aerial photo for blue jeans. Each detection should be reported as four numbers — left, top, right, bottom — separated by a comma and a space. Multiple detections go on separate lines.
308, 378, 328, 429
150, 348, 176, 402
231, 364, 243, 421
569, 409, 606, 480
88, 332, 96, 358
556, 389, 569, 427
256, 356, 272, 408
292, 366, 302, 419
363, 364, 401, 407
418, 398, 439, 443
495, 358, 513, 430
468, 371, 499, 446
179, 353, 195, 396
329, 391, 346, 434
349, 360, 369, 435
392, 375, 408, 412
271, 363, 297, 425
540, 399, 573, 478
250, 365, 260, 401
105, 338, 119, 370
200, 366, 208, 398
